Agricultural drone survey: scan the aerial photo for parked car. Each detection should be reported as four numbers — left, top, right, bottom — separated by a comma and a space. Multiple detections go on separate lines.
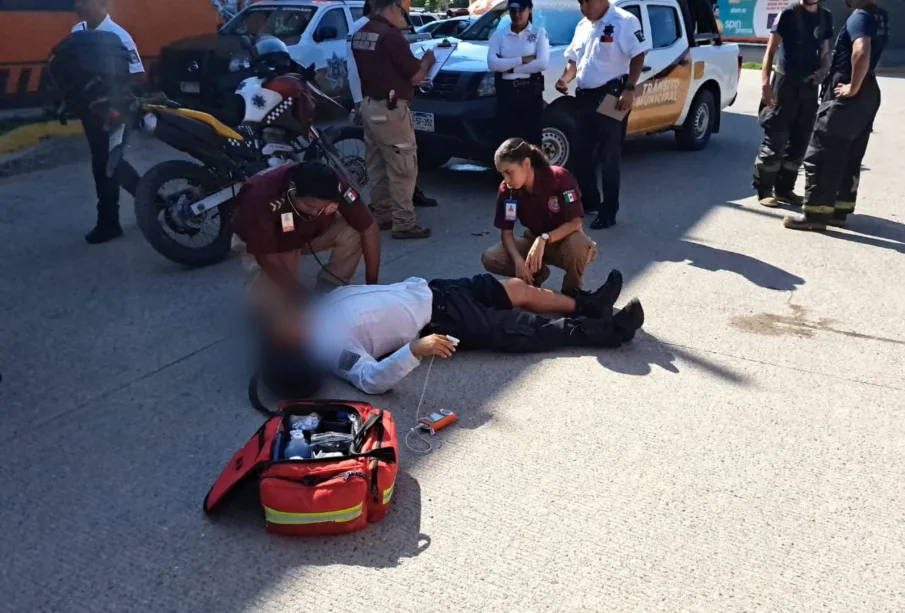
409, 11, 439, 27
407, 0, 741, 170
156, 0, 431, 112
416, 16, 476, 38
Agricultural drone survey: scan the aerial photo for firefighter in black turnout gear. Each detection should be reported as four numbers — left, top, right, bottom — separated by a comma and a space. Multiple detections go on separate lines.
784, 0, 889, 230
754, 0, 833, 207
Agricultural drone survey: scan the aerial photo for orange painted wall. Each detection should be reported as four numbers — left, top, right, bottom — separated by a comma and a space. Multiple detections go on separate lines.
0, 1, 220, 66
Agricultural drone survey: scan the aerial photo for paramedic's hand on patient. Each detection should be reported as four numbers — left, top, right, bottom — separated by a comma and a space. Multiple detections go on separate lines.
525, 236, 546, 274
410, 334, 457, 359
514, 258, 534, 284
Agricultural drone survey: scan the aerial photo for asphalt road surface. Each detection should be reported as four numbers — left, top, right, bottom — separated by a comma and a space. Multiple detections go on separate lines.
2, 72, 904, 613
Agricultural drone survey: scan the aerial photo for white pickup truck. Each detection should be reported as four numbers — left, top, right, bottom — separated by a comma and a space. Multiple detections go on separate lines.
408, 0, 742, 170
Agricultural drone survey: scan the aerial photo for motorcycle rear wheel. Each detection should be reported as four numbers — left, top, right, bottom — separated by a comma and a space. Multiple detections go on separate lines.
134, 160, 235, 268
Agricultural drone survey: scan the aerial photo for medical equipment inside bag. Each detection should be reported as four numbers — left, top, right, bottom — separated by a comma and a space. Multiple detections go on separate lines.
204, 400, 399, 536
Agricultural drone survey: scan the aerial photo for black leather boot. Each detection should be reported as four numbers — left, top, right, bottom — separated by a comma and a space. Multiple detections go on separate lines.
85, 221, 123, 244
570, 269, 623, 319
413, 186, 438, 207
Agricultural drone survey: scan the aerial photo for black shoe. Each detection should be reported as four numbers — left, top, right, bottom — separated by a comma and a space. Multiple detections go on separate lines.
590, 215, 616, 230
85, 223, 123, 244
612, 298, 644, 342
413, 186, 438, 207
571, 269, 623, 319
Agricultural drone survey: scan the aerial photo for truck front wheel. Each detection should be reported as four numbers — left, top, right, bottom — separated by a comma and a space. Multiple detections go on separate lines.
541, 112, 579, 169
675, 89, 716, 151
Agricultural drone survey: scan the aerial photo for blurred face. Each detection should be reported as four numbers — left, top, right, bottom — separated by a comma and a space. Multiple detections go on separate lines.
75, 0, 108, 23
287, 182, 339, 218
496, 158, 533, 190
383, 2, 409, 28
578, 0, 608, 22
509, 6, 531, 30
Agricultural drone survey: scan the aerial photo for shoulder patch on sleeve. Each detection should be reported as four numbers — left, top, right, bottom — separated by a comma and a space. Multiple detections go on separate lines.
563, 189, 578, 203
634, 29, 645, 43
343, 186, 359, 204
338, 350, 361, 372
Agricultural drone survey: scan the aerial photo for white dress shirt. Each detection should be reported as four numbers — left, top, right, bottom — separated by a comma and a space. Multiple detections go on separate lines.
310, 278, 434, 394
347, 15, 370, 104
72, 14, 144, 74
564, 7, 650, 89
487, 23, 550, 80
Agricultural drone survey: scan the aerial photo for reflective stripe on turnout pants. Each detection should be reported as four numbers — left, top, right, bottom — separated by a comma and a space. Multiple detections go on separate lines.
361, 98, 418, 232
753, 71, 819, 194
802, 74, 881, 216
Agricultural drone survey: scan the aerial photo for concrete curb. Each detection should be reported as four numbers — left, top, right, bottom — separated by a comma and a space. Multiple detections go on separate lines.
0, 120, 83, 156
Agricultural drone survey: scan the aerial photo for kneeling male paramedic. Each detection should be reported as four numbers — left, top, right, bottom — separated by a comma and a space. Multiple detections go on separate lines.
232, 161, 381, 299
305, 271, 643, 394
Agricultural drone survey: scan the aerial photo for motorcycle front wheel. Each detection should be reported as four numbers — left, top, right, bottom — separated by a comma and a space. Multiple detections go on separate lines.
134, 160, 236, 268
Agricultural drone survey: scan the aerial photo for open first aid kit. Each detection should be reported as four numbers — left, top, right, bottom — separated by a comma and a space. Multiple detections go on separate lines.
204, 400, 399, 536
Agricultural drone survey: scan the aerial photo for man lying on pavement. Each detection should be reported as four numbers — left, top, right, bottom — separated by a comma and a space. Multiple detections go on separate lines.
265, 271, 643, 395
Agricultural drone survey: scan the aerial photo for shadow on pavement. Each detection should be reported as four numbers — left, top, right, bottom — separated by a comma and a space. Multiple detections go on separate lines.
664, 239, 805, 291
597, 331, 750, 384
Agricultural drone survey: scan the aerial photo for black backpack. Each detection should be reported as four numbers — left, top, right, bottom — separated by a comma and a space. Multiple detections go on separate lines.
46, 30, 132, 114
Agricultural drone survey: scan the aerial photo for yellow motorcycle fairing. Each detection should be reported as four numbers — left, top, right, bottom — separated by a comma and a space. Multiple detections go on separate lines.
145, 105, 245, 141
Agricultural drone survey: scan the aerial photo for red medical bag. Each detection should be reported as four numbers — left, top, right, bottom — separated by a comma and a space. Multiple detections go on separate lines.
204, 400, 399, 536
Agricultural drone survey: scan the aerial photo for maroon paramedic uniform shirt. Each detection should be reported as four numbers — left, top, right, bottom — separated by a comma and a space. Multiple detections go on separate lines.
494, 165, 584, 237
351, 16, 421, 102
231, 163, 373, 256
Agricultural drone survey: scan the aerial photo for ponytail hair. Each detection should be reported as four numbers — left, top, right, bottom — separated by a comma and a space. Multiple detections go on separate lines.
494, 138, 549, 170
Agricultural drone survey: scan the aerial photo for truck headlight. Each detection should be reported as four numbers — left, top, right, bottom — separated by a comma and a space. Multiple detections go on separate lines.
476, 72, 496, 97
229, 56, 251, 72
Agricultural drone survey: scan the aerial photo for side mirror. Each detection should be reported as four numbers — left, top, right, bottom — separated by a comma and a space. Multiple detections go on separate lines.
314, 26, 339, 42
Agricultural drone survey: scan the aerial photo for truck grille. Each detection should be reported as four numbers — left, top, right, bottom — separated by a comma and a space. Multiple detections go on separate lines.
416, 70, 465, 99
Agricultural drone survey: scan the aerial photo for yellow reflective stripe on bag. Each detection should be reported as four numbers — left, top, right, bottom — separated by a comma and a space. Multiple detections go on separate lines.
382, 480, 395, 505
264, 503, 363, 525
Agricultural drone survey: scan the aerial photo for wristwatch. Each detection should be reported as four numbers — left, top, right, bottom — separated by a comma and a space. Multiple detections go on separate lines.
540, 233, 550, 241
624, 83, 636, 92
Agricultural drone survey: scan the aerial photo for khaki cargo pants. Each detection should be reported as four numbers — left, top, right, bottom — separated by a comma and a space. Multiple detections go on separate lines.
362, 97, 418, 232
481, 230, 597, 294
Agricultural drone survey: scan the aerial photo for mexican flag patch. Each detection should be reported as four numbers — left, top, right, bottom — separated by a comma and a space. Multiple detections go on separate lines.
563, 189, 578, 203
343, 187, 359, 204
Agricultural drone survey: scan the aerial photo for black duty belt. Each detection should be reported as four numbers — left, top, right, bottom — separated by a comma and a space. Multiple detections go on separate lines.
576, 76, 625, 98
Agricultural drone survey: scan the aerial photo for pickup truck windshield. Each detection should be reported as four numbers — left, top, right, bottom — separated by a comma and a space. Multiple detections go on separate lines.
220, 6, 317, 37
458, 6, 582, 46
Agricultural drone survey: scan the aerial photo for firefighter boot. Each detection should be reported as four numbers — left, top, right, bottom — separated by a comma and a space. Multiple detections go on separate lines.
758, 189, 779, 208
826, 210, 849, 228
783, 213, 828, 231
570, 269, 623, 319
774, 191, 804, 206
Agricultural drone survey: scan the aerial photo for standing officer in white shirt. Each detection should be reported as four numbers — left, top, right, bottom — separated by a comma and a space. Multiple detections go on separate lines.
488, 0, 550, 146
556, 0, 650, 230
346, 0, 440, 208
71, 0, 144, 244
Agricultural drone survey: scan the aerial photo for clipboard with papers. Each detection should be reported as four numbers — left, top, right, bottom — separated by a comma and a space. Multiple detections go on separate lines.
416, 40, 457, 86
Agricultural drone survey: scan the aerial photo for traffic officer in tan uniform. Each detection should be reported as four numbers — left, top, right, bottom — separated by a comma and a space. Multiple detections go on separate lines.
351, 0, 436, 239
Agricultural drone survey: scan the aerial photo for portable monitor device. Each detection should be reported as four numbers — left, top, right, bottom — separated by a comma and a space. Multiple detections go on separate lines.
418, 409, 457, 435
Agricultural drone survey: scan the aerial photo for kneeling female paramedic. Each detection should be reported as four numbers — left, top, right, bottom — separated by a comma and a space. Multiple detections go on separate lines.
481, 138, 598, 296
487, 0, 549, 146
